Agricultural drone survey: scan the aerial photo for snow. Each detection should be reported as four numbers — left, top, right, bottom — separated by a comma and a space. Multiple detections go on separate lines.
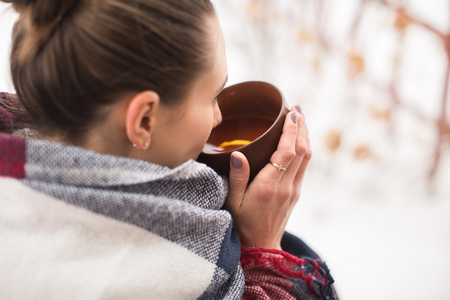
1, 1, 449, 299
215, 1, 450, 299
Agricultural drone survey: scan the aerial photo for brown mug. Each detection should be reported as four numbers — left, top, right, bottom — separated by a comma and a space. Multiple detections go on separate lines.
198, 81, 289, 181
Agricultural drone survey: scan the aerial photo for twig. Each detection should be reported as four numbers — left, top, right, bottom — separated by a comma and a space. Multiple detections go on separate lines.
429, 33, 450, 180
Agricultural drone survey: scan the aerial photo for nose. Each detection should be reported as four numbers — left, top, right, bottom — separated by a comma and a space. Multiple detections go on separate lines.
212, 102, 222, 129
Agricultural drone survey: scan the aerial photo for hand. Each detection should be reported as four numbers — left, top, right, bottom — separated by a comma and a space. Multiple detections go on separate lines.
224, 106, 311, 250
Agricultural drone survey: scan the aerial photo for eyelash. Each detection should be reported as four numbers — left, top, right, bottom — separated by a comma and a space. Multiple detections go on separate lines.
214, 91, 224, 102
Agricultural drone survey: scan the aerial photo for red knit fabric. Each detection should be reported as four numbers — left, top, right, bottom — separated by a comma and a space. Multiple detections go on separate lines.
0, 92, 34, 133
0, 134, 26, 179
0, 93, 17, 133
241, 246, 334, 299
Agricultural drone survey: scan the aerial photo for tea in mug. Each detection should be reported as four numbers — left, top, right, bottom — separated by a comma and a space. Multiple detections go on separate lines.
203, 116, 273, 153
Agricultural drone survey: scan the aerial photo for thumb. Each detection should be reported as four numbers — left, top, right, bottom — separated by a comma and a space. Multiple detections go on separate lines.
226, 151, 250, 211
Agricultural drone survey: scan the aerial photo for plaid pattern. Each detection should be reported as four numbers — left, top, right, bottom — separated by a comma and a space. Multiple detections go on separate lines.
241, 247, 338, 299
0, 93, 34, 134
0, 92, 17, 133
0, 128, 338, 299
0, 133, 244, 299
0, 134, 25, 179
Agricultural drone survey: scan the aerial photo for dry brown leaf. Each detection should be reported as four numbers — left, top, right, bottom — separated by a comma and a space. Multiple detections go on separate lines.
312, 57, 321, 71
245, 0, 270, 20
245, 0, 259, 14
348, 51, 365, 78
353, 145, 374, 160
325, 130, 342, 152
370, 107, 391, 122
394, 12, 414, 31
298, 30, 312, 43
443, 122, 450, 138
393, 52, 402, 71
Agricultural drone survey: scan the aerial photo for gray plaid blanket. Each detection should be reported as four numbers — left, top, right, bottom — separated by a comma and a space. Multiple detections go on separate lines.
0, 134, 244, 299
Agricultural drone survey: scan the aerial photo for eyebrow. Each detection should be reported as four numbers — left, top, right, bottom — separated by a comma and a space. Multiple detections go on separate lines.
216, 74, 228, 94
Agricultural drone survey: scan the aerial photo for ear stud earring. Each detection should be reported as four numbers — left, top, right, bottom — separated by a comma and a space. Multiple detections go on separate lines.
132, 142, 148, 149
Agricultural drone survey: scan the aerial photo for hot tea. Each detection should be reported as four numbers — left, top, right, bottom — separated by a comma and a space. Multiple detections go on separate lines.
198, 81, 288, 181
203, 116, 274, 153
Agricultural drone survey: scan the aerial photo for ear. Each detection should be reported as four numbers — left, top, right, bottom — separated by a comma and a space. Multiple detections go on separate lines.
125, 91, 160, 150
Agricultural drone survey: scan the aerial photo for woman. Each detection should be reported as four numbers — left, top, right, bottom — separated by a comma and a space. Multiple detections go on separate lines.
0, 0, 337, 299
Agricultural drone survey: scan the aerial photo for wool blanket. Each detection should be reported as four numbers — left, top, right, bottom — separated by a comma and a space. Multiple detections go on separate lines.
0, 127, 337, 299
0, 133, 243, 299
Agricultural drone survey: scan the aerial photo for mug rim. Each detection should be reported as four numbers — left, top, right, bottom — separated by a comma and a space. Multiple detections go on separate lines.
204, 80, 287, 155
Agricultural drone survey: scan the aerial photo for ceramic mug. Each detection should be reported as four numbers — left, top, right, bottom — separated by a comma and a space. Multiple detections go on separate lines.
198, 81, 289, 181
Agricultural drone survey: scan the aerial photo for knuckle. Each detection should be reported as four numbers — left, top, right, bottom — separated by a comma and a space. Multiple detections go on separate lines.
290, 187, 300, 201
279, 188, 292, 200
296, 142, 307, 156
298, 114, 306, 125
284, 123, 297, 137
289, 124, 298, 134
295, 115, 306, 129
229, 172, 247, 184
259, 185, 277, 200
304, 149, 312, 160
281, 150, 296, 162
229, 176, 242, 187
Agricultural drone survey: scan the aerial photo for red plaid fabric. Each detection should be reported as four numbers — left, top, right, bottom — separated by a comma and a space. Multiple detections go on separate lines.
0, 92, 34, 134
0, 134, 26, 179
241, 246, 338, 300
0, 93, 17, 133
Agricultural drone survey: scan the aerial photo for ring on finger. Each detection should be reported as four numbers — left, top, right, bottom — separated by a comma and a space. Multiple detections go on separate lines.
269, 161, 287, 172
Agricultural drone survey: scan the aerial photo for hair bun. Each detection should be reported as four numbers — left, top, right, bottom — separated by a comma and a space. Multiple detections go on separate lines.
6, 0, 81, 61
15, 0, 35, 4
1, 0, 35, 5
3, 0, 79, 21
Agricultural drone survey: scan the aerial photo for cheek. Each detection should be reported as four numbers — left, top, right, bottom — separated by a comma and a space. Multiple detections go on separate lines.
199, 110, 216, 143
189, 108, 214, 142
212, 103, 222, 128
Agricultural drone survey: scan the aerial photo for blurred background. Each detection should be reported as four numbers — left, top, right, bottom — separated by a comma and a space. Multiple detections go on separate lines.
1, 0, 450, 299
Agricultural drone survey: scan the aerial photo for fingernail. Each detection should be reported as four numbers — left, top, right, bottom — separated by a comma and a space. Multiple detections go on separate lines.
231, 155, 242, 169
294, 105, 302, 114
291, 111, 297, 124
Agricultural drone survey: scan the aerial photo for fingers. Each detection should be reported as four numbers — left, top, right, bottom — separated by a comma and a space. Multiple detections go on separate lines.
259, 110, 299, 181
293, 116, 312, 187
225, 151, 250, 212
278, 106, 311, 199
224, 106, 312, 250
282, 108, 309, 179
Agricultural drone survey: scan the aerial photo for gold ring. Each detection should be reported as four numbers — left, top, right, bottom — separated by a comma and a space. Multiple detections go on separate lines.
269, 161, 287, 172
